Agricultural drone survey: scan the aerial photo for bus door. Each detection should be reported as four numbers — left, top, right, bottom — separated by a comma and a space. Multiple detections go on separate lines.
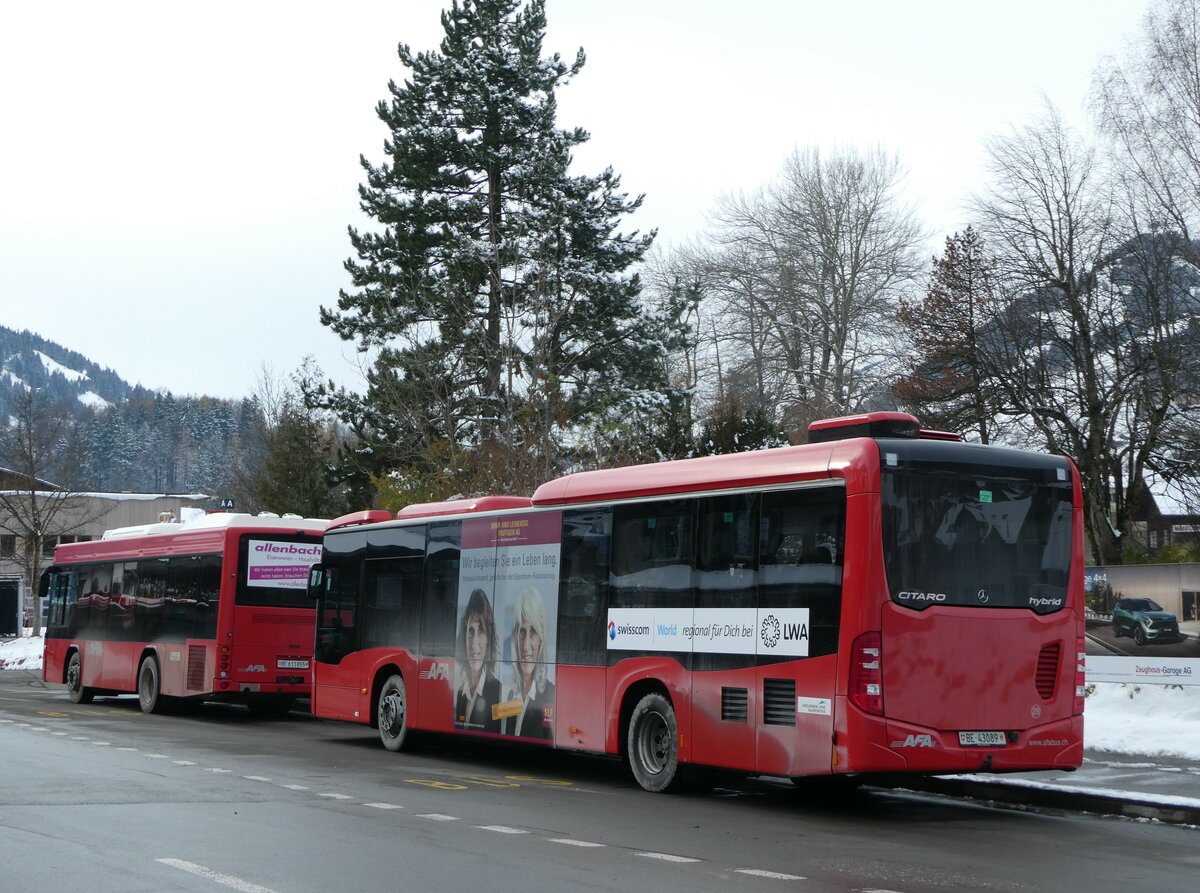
754, 487, 844, 777
553, 509, 610, 753
99, 562, 139, 690
691, 494, 758, 772
313, 535, 365, 721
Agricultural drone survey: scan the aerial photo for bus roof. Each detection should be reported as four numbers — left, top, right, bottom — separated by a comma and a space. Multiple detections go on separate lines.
54, 513, 327, 564
102, 512, 327, 540
531, 442, 841, 506
395, 496, 533, 519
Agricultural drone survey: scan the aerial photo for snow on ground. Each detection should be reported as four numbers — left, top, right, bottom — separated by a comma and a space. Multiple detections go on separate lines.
77, 390, 111, 409
0, 632, 44, 670
2, 633, 1198, 761
34, 350, 87, 382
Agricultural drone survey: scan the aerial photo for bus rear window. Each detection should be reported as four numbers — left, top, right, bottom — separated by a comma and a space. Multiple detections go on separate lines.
881, 464, 1072, 613
236, 535, 324, 608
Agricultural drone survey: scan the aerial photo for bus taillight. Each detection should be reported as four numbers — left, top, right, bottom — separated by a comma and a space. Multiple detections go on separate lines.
1074, 636, 1086, 715
849, 631, 883, 716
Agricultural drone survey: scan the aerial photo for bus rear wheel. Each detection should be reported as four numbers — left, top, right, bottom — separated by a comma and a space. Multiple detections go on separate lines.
627, 692, 683, 793
377, 674, 410, 752
66, 652, 94, 704
137, 656, 169, 714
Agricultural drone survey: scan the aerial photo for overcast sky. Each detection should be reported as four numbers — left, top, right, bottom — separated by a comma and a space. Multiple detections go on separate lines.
1, 0, 1152, 400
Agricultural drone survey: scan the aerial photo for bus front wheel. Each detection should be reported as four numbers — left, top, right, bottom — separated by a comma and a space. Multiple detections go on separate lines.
627, 692, 682, 793
377, 674, 410, 752
137, 656, 168, 714
66, 652, 94, 704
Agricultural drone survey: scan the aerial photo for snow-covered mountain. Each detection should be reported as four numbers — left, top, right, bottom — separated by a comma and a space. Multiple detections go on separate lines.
0, 327, 132, 412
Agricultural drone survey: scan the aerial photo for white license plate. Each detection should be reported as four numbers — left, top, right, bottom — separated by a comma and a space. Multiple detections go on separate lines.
958, 730, 1006, 747
277, 659, 309, 670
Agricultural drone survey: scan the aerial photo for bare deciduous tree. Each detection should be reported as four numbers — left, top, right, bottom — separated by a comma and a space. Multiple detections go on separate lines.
700, 147, 924, 435
0, 389, 105, 635
1094, 0, 1200, 248
973, 105, 1195, 563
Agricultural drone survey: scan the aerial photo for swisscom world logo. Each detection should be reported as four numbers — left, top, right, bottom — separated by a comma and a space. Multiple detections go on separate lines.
608, 620, 617, 640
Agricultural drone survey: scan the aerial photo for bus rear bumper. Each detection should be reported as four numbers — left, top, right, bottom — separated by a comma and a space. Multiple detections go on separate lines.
874, 714, 1084, 773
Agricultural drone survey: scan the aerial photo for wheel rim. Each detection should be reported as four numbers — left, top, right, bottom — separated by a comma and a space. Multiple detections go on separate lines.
380, 686, 405, 738
635, 710, 671, 776
67, 657, 80, 693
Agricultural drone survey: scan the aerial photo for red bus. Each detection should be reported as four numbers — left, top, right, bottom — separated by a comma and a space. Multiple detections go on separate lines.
42, 512, 326, 715
308, 412, 1085, 791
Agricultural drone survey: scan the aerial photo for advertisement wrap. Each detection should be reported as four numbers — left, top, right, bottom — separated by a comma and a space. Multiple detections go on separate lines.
606, 607, 810, 657
246, 540, 323, 590
455, 512, 562, 738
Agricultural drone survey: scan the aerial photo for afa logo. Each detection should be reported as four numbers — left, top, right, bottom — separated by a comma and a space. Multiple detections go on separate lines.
419, 661, 450, 681
608, 620, 617, 640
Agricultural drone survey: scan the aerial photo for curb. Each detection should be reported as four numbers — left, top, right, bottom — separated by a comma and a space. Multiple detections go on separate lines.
882, 776, 1200, 826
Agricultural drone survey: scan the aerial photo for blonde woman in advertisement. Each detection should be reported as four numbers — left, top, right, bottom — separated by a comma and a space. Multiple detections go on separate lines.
500, 585, 555, 739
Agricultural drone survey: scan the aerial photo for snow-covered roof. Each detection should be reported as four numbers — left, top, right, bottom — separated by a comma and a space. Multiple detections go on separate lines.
102, 511, 327, 539
0, 490, 209, 502
1145, 474, 1198, 518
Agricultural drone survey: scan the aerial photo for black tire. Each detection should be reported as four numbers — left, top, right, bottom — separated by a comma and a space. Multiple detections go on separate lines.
627, 692, 683, 793
1112, 622, 1122, 639
377, 674, 410, 752
1134, 626, 1147, 646
137, 655, 167, 714
65, 652, 94, 704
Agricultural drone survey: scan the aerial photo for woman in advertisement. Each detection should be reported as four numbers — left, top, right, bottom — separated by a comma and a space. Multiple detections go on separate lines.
455, 588, 501, 732
500, 585, 555, 739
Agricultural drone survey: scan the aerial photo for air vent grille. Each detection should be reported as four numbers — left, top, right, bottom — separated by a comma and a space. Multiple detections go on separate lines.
186, 645, 207, 691
722, 687, 748, 722
1035, 642, 1061, 700
763, 678, 796, 726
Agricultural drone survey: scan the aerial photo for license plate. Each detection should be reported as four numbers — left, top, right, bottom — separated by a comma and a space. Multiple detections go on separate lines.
958, 730, 1006, 747
277, 659, 309, 670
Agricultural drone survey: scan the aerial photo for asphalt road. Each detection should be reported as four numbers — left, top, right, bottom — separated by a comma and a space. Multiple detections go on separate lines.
1, 673, 1196, 893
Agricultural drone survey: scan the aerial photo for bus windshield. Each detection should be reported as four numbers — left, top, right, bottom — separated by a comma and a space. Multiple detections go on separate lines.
881, 451, 1073, 613
235, 535, 324, 609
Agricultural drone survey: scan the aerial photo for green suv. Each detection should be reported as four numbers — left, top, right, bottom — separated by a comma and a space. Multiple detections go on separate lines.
1112, 597, 1181, 645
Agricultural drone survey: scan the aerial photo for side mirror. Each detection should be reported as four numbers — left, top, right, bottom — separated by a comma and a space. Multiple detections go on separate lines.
38, 568, 54, 600
307, 565, 325, 600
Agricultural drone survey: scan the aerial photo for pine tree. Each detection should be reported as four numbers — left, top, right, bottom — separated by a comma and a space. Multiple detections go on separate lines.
316, 0, 671, 496
895, 227, 1001, 442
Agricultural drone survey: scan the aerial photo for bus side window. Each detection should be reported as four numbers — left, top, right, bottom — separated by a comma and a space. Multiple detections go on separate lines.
759, 488, 845, 659
696, 494, 758, 672
316, 530, 366, 665
558, 509, 611, 666
362, 556, 423, 652
136, 559, 168, 642
45, 568, 77, 633
420, 521, 461, 659
197, 556, 221, 639
610, 500, 694, 611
